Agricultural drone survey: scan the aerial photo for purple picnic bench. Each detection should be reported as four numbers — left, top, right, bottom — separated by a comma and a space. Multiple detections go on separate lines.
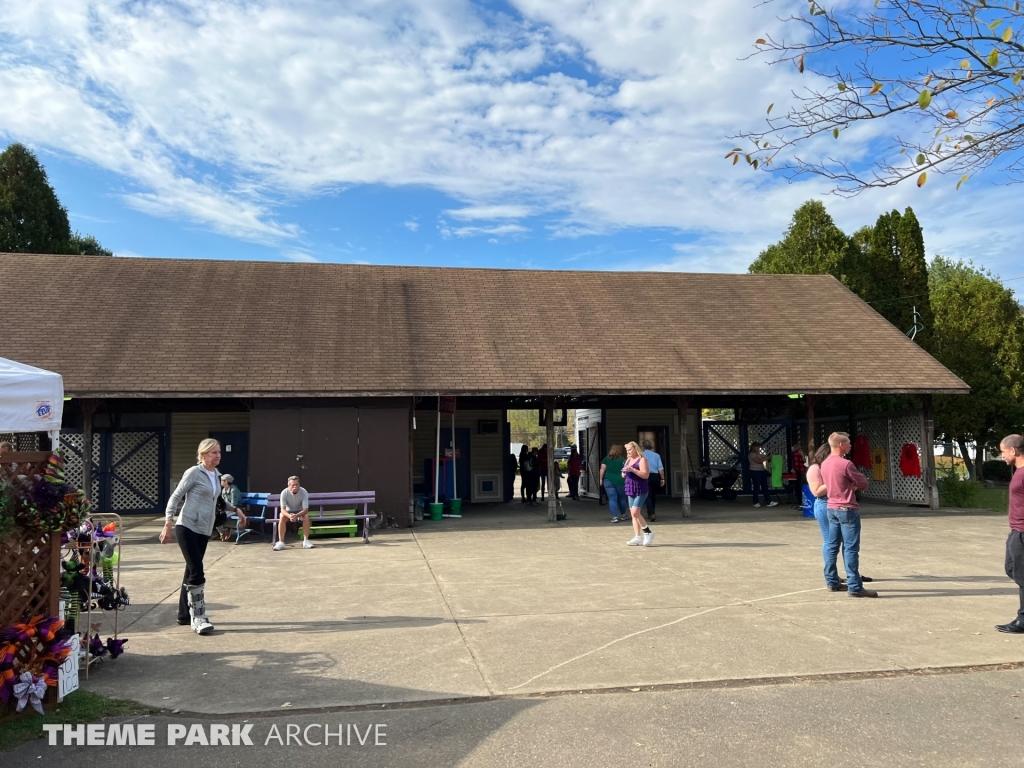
267, 491, 376, 546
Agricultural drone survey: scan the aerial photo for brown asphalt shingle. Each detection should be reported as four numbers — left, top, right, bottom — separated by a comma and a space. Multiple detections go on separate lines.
0, 254, 967, 397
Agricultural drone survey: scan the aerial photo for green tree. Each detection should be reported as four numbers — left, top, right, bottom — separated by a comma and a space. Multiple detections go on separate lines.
0, 143, 71, 253
865, 210, 904, 312
67, 232, 113, 256
896, 208, 933, 350
734, 2, 1024, 193
749, 200, 854, 280
508, 409, 574, 449
0, 143, 113, 256
930, 257, 1024, 479
857, 208, 934, 345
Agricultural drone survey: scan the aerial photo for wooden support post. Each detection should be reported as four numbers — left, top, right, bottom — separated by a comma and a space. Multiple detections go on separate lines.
408, 397, 416, 527
80, 399, 98, 501
806, 395, 817, 456
545, 397, 556, 522
677, 395, 691, 518
923, 395, 939, 510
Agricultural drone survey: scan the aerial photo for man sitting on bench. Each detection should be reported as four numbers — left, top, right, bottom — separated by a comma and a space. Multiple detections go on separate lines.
274, 475, 313, 551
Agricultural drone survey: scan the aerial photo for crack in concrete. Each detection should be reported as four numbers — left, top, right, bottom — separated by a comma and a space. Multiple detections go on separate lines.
411, 529, 495, 697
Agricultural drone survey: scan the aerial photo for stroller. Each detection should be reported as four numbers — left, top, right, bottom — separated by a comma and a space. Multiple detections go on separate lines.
698, 462, 741, 501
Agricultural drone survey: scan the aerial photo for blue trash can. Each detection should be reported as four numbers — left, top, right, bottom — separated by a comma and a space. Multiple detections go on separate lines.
801, 484, 815, 518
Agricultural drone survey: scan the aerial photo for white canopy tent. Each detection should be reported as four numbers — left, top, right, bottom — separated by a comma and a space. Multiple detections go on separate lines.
0, 357, 64, 450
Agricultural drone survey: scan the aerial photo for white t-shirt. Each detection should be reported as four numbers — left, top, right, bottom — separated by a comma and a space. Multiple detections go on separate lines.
204, 469, 218, 495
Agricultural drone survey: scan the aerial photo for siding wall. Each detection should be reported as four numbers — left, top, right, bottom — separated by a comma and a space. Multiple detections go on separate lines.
413, 409, 504, 501
604, 408, 700, 497
170, 412, 251, 483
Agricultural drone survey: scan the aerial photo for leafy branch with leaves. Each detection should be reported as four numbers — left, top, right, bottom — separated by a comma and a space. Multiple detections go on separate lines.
731, 1, 1024, 194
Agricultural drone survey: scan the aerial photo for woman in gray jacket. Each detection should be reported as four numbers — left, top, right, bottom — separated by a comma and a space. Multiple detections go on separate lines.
160, 438, 243, 634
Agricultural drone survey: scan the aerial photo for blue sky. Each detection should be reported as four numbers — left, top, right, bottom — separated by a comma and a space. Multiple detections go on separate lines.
3, 0, 1023, 284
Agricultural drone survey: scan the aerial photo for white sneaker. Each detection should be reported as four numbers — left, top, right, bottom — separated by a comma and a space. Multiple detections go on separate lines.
273, 541, 285, 551
753, 503, 762, 508
767, 501, 779, 508
302, 539, 314, 549
642, 530, 655, 547
627, 535, 643, 546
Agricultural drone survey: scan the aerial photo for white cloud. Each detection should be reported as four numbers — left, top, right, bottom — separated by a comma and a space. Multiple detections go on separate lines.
444, 205, 532, 221
0, 0, 1019, 278
404, 219, 420, 231
281, 249, 319, 262
439, 221, 528, 238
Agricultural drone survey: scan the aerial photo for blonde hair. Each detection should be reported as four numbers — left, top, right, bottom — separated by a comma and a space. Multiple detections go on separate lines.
625, 441, 643, 458
197, 438, 220, 462
828, 432, 850, 449
607, 444, 624, 459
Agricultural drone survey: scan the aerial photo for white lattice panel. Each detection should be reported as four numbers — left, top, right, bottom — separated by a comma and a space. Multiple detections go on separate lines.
705, 423, 742, 490
747, 423, 789, 470
854, 416, 891, 500
111, 433, 160, 511
706, 424, 739, 464
890, 414, 926, 503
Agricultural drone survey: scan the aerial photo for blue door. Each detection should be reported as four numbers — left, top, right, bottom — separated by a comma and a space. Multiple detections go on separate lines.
440, 428, 471, 500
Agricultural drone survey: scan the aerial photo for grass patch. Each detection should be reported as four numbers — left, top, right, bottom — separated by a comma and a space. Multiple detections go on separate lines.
974, 487, 1009, 514
0, 690, 153, 752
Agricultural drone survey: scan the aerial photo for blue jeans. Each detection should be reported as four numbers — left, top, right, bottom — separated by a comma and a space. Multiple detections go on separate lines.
627, 493, 648, 511
826, 507, 862, 593
604, 481, 627, 519
813, 498, 841, 587
751, 472, 772, 504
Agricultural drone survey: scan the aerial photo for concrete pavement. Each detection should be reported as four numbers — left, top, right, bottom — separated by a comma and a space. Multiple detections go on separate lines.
72, 497, 1024, 716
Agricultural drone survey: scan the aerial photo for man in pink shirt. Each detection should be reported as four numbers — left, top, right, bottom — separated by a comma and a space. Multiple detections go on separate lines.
997, 434, 1024, 633
821, 431, 877, 598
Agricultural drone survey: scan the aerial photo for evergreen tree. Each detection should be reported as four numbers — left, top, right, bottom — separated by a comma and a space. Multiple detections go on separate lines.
896, 207, 933, 351
0, 143, 71, 253
0, 143, 113, 256
864, 210, 903, 322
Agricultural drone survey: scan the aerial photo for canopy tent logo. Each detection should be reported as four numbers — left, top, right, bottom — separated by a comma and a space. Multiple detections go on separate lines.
35, 401, 53, 419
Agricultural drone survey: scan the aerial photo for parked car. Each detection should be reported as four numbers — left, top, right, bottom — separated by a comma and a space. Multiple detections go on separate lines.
553, 446, 573, 460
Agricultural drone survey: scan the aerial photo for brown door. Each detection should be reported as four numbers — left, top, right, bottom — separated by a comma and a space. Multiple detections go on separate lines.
637, 426, 670, 495
249, 408, 301, 492
300, 408, 358, 492
358, 407, 410, 518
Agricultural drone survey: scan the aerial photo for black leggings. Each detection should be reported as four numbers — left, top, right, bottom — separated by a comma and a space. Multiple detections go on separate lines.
176, 524, 209, 621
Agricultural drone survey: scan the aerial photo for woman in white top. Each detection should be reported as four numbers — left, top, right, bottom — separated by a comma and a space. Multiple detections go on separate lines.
160, 438, 243, 634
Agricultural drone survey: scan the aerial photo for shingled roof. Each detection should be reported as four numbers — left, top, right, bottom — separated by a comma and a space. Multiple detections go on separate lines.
0, 253, 967, 398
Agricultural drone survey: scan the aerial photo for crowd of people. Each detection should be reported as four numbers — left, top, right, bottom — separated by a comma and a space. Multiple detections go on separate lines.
160, 429, 1024, 636
510, 444, 583, 505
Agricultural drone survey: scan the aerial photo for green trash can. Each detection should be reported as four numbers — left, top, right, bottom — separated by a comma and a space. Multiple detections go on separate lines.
449, 498, 462, 516
429, 502, 444, 521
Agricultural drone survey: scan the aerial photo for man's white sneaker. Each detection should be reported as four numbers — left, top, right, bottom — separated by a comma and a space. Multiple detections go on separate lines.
767, 501, 779, 508
753, 503, 762, 508
627, 535, 643, 546
642, 530, 655, 547
302, 539, 314, 549
273, 541, 285, 551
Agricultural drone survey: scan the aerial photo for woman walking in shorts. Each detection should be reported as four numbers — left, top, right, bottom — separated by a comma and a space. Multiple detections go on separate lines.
623, 441, 654, 546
